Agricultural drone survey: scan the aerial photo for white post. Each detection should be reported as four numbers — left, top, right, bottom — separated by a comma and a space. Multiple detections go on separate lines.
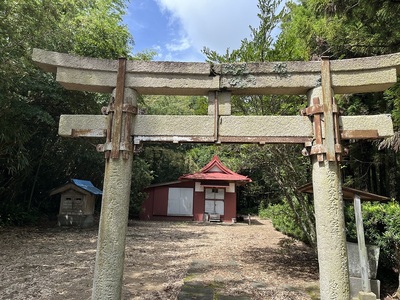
354, 194, 372, 293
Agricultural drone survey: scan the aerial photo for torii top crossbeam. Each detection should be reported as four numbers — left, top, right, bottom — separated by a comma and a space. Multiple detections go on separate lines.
32, 49, 400, 95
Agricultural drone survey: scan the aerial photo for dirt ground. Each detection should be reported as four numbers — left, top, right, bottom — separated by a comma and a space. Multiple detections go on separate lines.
0, 217, 322, 300
1, 217, 395, 300
1, 218, 397, 300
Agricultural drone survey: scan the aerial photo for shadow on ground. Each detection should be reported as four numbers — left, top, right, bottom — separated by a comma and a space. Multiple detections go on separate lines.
242, 237, 319, 281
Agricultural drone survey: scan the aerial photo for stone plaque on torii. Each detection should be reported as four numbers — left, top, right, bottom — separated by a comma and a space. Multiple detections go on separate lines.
33, 48, 399, 300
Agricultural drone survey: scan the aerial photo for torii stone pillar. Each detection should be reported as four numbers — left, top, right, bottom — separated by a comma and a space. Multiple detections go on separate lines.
304, 57, 350, 299
308, 86, 349, 299
92, 59, 138, 299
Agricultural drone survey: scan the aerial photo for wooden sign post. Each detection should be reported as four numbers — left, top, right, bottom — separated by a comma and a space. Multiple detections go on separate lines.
32, 48, 399, 300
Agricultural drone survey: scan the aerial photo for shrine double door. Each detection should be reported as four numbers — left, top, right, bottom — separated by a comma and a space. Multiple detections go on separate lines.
204, 188, 224, 215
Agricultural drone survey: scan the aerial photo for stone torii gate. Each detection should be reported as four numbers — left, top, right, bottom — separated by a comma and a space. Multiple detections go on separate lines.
33, 48, 399, 300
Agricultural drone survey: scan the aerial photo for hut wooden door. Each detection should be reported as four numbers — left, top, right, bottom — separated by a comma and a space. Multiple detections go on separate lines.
204, 188, 224, 215
60, 191, 85, 215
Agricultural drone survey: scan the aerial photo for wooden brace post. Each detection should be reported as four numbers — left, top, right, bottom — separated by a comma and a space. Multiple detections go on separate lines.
97, 58, 137, 159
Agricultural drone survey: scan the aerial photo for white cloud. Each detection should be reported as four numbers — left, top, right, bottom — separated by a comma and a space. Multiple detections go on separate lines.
154, 0, 259, 55
166, 37, 191, 52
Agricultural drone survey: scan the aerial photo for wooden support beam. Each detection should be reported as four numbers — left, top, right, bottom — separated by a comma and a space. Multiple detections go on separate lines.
321, 57, 336, 161
110, 58, 126, 159
311, 97, 324, 162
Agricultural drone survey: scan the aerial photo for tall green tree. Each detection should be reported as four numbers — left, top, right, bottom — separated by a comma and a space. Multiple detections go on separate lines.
201, 0, 316, 245
0, 0, 133, 225
140, 95, 207, 116
275, 0, 400, 290
276, 0, 400, 199
276, 0, 400, 59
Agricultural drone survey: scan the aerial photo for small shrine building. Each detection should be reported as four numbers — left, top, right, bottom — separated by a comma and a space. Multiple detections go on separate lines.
50, 179, 102, 227
140, 156, 251, 223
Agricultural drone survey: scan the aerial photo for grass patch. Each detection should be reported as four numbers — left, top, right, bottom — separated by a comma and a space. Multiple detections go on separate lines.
183, 273, 197, 282
305, 285, 320, 300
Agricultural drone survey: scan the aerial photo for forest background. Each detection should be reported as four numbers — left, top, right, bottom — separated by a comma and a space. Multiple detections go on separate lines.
1, 0, 400, 294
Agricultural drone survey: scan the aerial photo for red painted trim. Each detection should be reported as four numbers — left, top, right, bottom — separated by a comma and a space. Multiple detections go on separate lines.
179, 155, 251, 182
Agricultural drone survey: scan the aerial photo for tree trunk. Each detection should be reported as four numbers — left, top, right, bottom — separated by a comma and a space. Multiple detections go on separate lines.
389, 150, 397, 199
28, 147, 46, 210
396, 246, 400, 298
379, 153, 386, 196
371, 164, 378, 194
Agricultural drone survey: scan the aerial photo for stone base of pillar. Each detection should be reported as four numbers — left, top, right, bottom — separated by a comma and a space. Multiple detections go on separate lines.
58, 214, 94, 228
353, 291, 377, 300
350, 277, 380, 299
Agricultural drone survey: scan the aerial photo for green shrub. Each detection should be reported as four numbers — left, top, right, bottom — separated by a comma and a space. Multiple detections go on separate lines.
129, 157, 153, 218
258, 200, 270, 219
259, 201, 307, 242
345, 201, 400, 271
0, 205, 40, 226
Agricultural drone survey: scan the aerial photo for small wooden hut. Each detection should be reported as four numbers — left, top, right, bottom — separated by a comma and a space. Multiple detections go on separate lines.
50, 179, 102, 227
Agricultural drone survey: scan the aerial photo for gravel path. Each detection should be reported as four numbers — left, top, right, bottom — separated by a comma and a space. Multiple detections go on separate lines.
0, 218, 320, 299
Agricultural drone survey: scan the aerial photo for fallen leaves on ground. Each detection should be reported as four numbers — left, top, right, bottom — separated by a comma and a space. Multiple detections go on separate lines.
0, 218, 320, 299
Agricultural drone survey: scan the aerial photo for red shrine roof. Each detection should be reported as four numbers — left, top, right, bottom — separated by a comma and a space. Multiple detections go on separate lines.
179, 155, 252, 184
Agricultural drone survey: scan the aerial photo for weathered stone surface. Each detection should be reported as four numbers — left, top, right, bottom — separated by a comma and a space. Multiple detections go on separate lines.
330, 53, 400, 94
32, 48, 400, 96
91, 88, 137, 300
58, 115, 108, 137
208, 91, 231, 116
33, 49, 219, 95
219, 116, 312, 137
350, 278, 380, 299
331, 68, 397, 94
32, 48, 118, 73
330, 52, 400, 72
347, 242, 380, 279
92, 156, 132, 300
58, 114, 393, 144
308, 87, 350, 300
219, 72, 320, 95
56, 66, 220, 95
340, 115, 393, 138
33, 48, 397, 300
125, 60, 212, 74
355, 291, 378, 300
125, 74, 219, 96
57, 67, 117, 93
133, 115, 214, 137
312, 157, 350, 300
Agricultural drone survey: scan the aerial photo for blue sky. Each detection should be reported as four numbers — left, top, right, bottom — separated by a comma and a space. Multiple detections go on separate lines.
123, 0, 261, 62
